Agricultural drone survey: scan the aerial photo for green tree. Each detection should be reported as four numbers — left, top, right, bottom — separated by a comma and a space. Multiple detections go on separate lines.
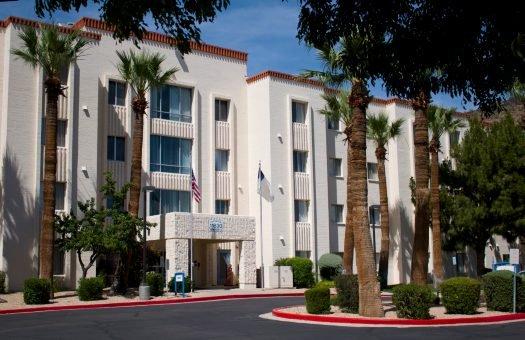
36, 0, 230, 54
366, 113, 404, 286
12, 26, 88, 280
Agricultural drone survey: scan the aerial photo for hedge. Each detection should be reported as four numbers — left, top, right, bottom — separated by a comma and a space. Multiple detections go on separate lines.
275, 257, 314, 288
318, 253, 343, 281
0, 271, 6, 293
305, 287, 331, 314
440, 277, 481, 314
392, 283, 433, 319
315, 280, 335, 290
77, 277, 105, 301
334, 274, 359, 313
23, 278, 51, 304
483, 270, 525, 312
168, 276, 191, 293
146, 272, 165, 296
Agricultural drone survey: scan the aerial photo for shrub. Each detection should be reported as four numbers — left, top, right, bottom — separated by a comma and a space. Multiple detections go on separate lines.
305, 287, 331, 314
318, 253, 343, 280
23, 278, 51, 304
77, 277, 105, 301
146, 271, 165, 296
483, 270, 525, 312
440, 277, 481, 314
392, 284, 433, 319
168, 275, 191, 293
275, 257, 314, 288
0, 271, 6, 293
315, 280, 335, 290
334, 274, 359, 313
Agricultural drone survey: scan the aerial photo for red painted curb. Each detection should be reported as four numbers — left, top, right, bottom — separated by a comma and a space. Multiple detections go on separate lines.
0, 293, 304, 316
272, 306, 525, 326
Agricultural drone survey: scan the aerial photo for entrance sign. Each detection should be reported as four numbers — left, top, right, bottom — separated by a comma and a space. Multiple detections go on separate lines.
209, 218, 224, 232
173, 272, 186, 297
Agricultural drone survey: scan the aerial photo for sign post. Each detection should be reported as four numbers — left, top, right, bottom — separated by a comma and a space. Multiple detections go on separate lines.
510, 249, 520, 314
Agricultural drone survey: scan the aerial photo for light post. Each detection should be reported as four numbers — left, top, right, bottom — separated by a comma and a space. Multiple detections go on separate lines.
139, 185, 155, 300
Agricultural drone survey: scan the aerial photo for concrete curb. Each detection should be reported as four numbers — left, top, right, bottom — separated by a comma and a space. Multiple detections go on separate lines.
272, 306, 525, 327
0, 293, 305, 316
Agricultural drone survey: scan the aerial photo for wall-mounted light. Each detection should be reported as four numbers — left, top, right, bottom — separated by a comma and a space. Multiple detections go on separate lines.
278, 184, 284, 194
277, 133, 283, 143
238, 185, 243, 194
81, 166, 89, 178
279, 235, 285, 246
82, 105, 89, 117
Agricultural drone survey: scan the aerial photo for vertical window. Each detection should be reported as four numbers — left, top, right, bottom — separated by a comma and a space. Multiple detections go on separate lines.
57, 120, 67, 147
449, 130, 460, 148
294, 200, 309, 222
329, 158, 342, 177
215, 150, 230, 171
151, 85, 192, 122
367, 162, 378, 181
55, 182, 66, 211
53, 247, 65, 275
327, 117, 340, 130
150, 135, 192, 173
108, 80, 126, 106
292, 101, 306, 123
215, 200, 230, 214
369, 205, 380, 227
215, 99, 229, 121
332, 204, 344, 223
107, 136, 126, 162
293, 151, 308, 172
149, 189, 190, 215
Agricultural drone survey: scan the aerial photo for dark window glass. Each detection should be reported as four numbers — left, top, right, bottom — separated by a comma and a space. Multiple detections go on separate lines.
215, 99, 229, 121
293, 151, 307, 172
149, 189, 190, 215
150, 135, 192, 174
292, 101, 306, 123
215, 200, 230, 214
151, 85, 192, 122
108, 80, 126, 106
107, 136, 125, 161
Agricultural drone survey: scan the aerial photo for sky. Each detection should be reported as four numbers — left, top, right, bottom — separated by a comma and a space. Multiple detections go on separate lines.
0, 0, 475, 110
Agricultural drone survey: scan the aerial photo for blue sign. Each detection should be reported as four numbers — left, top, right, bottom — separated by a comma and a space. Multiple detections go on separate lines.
209, 218, 224, 232
173, 272, 186, 297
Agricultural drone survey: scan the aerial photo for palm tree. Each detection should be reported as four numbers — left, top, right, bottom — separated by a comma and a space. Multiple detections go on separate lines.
115, 50, 177, 217
12, 26, 88, 280
302, 39, 384, 317
427, 105, 464, 284
366, 113, 404, 287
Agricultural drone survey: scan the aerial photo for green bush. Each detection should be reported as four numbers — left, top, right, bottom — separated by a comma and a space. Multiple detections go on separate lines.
334, 274, 359, 313
318, 253, 343, 281
483, 270, 525, 312
440, 277, 481, 314
23, 278, 51, 304
168, 275, 191, 293
146, 272, 165, 296
0, 271, 6, 293
275, 257, 314, 288
392, 284, 434, 319
305, 287, 331, 314
77, 277, 105, 301
315, 280, 335, 290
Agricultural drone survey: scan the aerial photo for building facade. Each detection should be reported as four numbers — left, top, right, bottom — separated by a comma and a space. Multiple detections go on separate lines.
0, 17, 499, 291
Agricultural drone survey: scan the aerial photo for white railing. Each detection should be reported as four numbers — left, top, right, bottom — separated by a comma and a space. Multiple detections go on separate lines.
215, 121, 230, 150
107, 105, 127, 136
294, 172, 309, 200
106, 160, 128, 189
56, 147, 67, 182
151, 118, 193, 139
57, 93, 68, 120
216, 171, 231, 200
149, 172, 191, 191
293, 122, 308, 151
295, 222, 311, 251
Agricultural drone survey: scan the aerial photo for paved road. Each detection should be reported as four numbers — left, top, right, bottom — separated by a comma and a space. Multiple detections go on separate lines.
1, 297, 524, 339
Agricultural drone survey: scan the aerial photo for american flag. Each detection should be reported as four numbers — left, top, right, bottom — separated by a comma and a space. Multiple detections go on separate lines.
191, 170, 201, 203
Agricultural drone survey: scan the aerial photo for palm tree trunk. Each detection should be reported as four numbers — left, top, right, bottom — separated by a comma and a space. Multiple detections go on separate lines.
348, 80, 383, 317
410, 90, 431, 285
376, 148, 389, 287
128, 95, 147, 217
430, 141, 444, 283
39, 77, 61, 280
343, 140, 354, 274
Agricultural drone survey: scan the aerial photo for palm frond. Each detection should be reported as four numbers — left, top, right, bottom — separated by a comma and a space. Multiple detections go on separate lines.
427, 105, 465, 150
367, 113, 404, 148
320, 90, 352, 127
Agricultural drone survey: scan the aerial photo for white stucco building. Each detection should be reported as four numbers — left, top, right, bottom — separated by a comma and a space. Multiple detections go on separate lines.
0, 16, 497, 291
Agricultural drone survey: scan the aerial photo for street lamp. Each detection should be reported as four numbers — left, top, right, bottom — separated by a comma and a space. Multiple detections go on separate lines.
139, 185, 156, 300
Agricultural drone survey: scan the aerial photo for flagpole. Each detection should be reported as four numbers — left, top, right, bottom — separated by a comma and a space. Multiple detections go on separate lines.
190, 169, 194, 293
259, 161, 264, 289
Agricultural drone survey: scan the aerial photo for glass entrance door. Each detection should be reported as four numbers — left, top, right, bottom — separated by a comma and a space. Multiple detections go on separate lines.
217, 249, 231, 285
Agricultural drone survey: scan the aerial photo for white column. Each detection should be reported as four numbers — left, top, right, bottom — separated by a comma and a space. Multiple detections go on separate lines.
166, 238, 189, 282
239, 240, 256, 289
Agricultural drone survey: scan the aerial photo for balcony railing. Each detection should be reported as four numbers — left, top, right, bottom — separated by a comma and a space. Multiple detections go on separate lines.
293, 122, 308, 151
215, 121, 230, 150
107, 105, 127, 136
216, 171, 231, 199
56, 147, 67, 182
151, 118, 193, 139
294, 172, 309, 200
295, 222, 311, 251
149, 172, 191, 191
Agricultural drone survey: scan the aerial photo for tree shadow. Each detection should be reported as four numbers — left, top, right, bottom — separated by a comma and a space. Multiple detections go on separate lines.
390, 199, 413, 284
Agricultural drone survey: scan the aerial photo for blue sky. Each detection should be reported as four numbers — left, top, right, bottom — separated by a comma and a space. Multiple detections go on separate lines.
0, 0, 474, 110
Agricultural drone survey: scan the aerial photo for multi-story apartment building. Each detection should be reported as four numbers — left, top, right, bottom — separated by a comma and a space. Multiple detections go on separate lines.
0, 16, 496, 291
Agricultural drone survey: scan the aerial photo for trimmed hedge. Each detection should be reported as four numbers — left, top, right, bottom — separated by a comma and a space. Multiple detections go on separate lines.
315, 280, 335, 290
275, 257, 315, 288
77, 277, 105, 301
23, 278, 51, 304
318, 253, 343, 281
146, 272, 165, 296
305, 287, 331, 314
334, 274, 359, 313
440, 277, 481, 314
483, 270, 525, 312
0, 271, 6, 293
392, 284, 433, 319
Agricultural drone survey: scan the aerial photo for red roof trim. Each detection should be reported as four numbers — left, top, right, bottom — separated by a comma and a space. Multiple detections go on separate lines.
1, 16, 101, 40
73, 17, 248, 62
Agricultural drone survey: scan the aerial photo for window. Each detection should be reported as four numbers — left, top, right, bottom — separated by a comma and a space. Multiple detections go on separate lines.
295, 251, 311, 259
332, 204, 344, 223
108, 80, 126, 106
55, 182, 65, 211
329, 158, 342, 177
367, 162, 378, 181
150, 135, 192, 174
215, 150, 229, 171
151, 85, 192, 122
149, 189, 190, 215
369, 205, 380, 227
53, 246, 65, 275
294, 200, 309, 222
57, 120, 67, 147
215, 200, 230, 214
215, 99, 229, 121
107, 136, 126, 162
449, 130, 460, 148
293, 151, 307, 172
327, 117, 340, 130
292, 101, 306, 123
106, 195, 124, 211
